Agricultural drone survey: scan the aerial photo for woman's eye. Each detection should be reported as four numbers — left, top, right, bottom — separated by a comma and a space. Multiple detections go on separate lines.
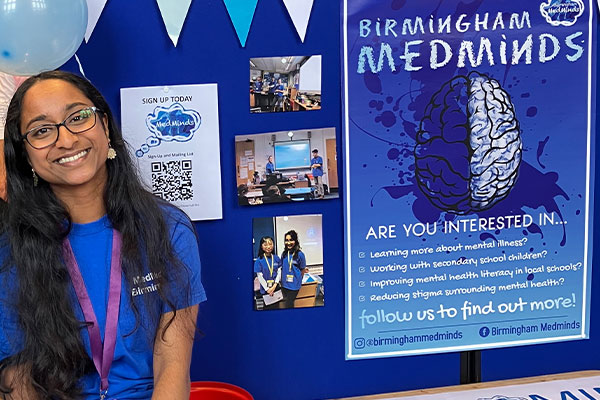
68, 109, 92, 124
69, 114, 85, 124
31, 127, 52, 137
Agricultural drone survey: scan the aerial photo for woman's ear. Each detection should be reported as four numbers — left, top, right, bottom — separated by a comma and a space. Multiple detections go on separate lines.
102, 114, 109, 139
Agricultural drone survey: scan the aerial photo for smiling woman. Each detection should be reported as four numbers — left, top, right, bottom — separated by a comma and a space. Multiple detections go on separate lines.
0, 71, 206, 399
280, 230, 309, 308
20, 80, 112, 211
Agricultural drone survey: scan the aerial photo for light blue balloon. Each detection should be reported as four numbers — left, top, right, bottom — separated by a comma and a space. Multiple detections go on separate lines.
0, 0, 88, 76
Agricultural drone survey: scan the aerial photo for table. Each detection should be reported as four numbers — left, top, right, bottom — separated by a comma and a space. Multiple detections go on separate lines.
296, 101, 321, 111
284, 187, 314, 200
332, 371, 600, 399
244, 190, 263, 198
289, 98, 321, 111
294, 281, 319, 308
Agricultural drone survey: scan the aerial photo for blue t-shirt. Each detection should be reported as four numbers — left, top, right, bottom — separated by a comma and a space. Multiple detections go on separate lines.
311, 156, 324, 177
276, 84, 285, 97
281, 251, 306, 291
254, 81, 263, 92
253, 255, 281, 294
0, 207, 206, 399
266, 161, 275, 175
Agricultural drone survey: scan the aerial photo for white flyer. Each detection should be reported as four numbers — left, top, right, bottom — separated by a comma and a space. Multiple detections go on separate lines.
120, 84, 222, 221
263, 290, 283, 306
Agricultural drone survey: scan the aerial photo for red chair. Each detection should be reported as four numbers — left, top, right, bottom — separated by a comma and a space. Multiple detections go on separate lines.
190, 381, 253, 400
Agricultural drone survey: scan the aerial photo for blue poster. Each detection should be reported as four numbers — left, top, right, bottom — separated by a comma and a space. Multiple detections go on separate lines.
342, 0, 596, 358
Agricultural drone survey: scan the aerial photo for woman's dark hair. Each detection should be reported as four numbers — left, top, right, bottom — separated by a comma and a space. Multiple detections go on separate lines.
0, 71, 190, 399
281, 229, 301, 260
257, 236, 274, 259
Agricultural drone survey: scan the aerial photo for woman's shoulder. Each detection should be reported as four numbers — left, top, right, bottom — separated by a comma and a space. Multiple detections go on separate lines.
160, 204, 194, 235
160, 203, 190, 222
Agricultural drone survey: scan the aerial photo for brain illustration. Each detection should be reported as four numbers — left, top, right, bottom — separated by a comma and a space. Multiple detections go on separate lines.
414, 72, 522, 214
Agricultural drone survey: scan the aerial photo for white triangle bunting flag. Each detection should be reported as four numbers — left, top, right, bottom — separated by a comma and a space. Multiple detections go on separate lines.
85, 0, 108, 42
282, 0, 314, 42
156, 0, 193, 47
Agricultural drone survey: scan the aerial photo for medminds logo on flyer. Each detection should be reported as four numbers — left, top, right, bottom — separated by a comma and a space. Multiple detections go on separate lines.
540, 0, 584, 27
136, 103, 202, 157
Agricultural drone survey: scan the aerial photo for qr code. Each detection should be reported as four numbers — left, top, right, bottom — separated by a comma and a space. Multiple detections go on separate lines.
151, 160, 193, 201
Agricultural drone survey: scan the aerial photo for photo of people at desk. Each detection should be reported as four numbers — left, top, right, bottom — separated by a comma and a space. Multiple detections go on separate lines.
235, 127, 338, 206
250, 55, 321, 113
252, 214, 324, 311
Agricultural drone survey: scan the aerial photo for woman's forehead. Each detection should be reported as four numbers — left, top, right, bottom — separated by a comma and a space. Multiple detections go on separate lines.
22, 80, 89, 112
20, 80, 91, 128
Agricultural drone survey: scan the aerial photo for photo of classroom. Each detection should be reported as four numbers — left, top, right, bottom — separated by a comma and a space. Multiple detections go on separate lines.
252, 214, 324, 311
249, 55, 321, 113
235, 127, 338, 206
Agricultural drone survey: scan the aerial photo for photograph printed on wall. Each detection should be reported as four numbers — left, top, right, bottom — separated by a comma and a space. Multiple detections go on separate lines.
250, 55, 321, 113
235, 127, 338, 206
252, 214, 324, 310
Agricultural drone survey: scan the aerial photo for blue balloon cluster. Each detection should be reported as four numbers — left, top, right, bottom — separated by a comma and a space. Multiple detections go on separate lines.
0, 0, 88, 76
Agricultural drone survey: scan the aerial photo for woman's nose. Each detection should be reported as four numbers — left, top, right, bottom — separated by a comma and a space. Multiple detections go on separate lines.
54, 125, 79, 148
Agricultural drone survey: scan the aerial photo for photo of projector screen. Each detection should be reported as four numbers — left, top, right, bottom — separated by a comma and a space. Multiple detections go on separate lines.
299, 55, 321, 93
235, 127, 339, 206
274, 140, 311, 170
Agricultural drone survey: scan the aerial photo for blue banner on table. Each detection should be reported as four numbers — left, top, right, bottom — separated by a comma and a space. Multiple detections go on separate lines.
342, 0, 596, 359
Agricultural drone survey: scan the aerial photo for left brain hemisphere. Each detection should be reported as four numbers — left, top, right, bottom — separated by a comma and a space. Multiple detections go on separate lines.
414, 76, 472, 213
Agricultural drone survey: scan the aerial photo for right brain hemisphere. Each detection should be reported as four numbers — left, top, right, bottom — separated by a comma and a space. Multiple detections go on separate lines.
414, 71, 522, 214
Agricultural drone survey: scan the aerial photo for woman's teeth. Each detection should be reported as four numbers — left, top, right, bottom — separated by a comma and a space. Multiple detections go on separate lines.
57, 150, 89, 164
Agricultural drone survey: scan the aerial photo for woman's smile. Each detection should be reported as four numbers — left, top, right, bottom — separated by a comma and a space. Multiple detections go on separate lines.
55, 148, 90, 165
285, 236, 295, 249
262, 242, 273, 255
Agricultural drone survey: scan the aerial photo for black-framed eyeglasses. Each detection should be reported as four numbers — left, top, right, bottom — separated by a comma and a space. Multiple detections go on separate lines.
22, 106, 103, 150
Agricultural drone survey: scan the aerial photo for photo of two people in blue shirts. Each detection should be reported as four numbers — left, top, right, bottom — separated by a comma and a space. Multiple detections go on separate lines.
253, 232, 308, 310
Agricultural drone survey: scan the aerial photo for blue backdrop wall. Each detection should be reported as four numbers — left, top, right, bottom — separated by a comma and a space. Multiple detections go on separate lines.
59, 1, 600, 399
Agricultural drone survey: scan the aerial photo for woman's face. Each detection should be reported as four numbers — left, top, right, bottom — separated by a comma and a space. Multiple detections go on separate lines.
285, 234, 295, 249
20, 79, 109, 191
261, 239, 273, 255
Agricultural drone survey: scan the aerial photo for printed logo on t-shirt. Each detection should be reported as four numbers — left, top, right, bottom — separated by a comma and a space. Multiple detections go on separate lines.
131, 271, 162, 297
